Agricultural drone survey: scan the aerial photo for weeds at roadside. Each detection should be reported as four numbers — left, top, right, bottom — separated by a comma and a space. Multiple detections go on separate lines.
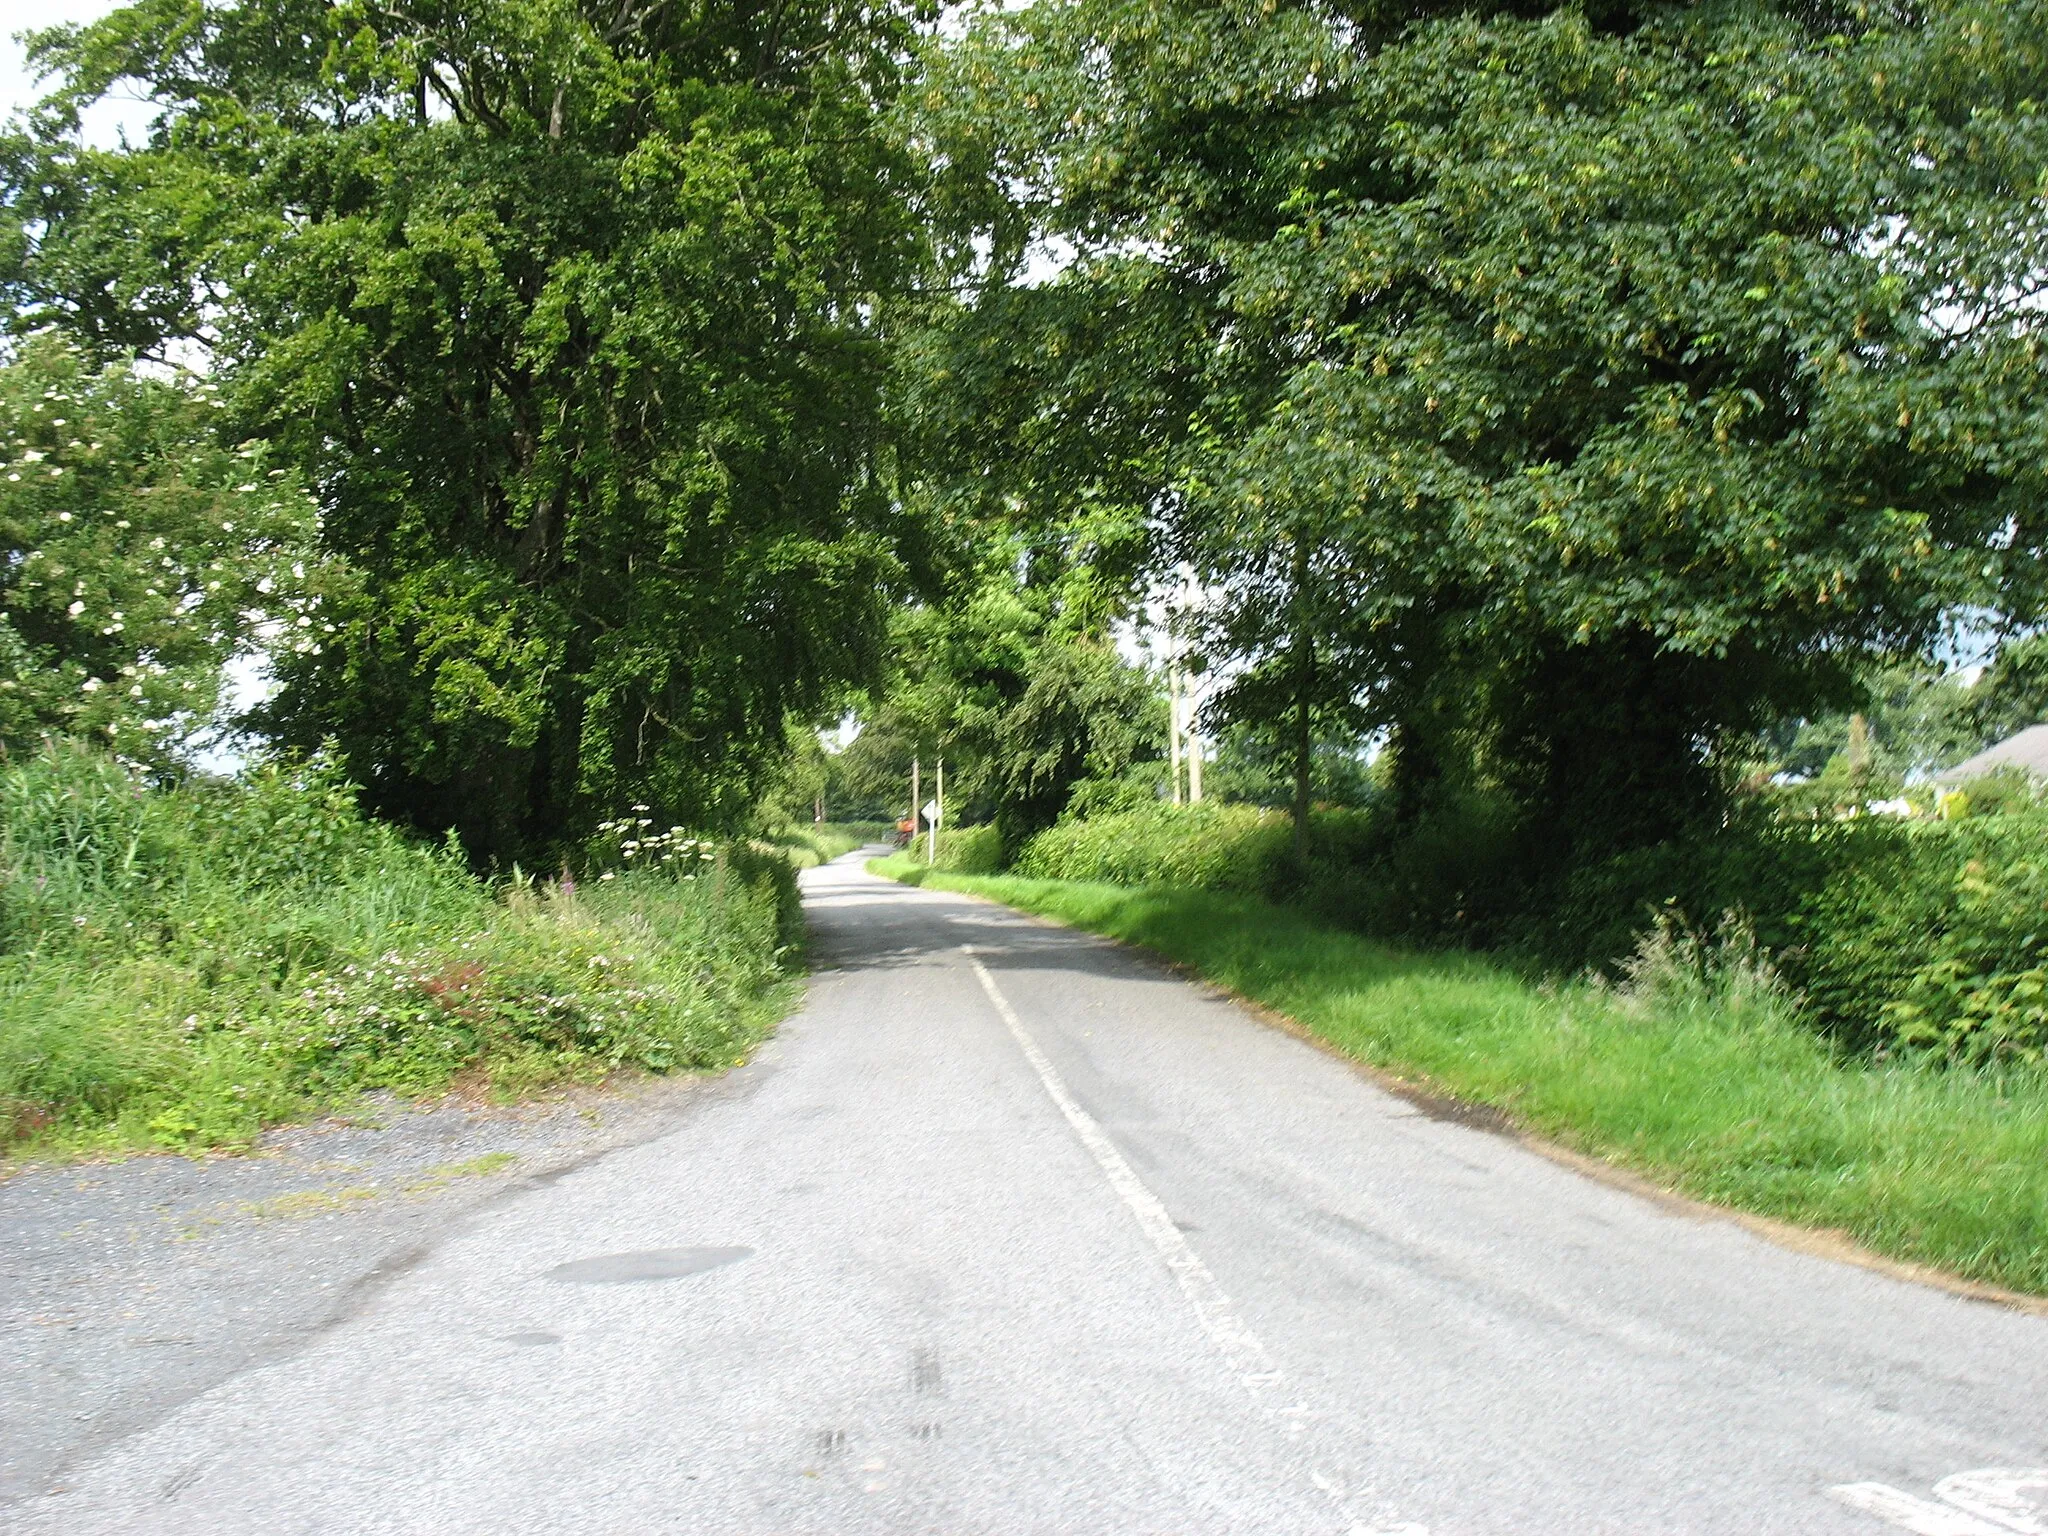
1, 741, 799, 1160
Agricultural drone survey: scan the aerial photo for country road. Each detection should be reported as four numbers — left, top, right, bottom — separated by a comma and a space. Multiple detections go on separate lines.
11, 850, 2048, 1534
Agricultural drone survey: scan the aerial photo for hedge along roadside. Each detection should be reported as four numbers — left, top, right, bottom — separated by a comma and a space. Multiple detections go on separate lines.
868, 855, 2048, 1299
883, 823, 1003, 876
0, 741, 801, 1157
988, 801, 2048, 1065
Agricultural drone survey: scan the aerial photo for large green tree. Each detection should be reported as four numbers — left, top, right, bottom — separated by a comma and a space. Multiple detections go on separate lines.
916, 0, 2048, 861
6, 0, 933, 860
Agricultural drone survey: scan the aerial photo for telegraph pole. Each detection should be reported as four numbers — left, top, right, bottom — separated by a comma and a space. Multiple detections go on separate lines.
929, 757, 943, 865
910, 756, 920, 849
1168, 659, 1183, 805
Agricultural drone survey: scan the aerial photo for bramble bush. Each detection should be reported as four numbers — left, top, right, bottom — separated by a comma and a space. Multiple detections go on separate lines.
0, 740, 795, 1152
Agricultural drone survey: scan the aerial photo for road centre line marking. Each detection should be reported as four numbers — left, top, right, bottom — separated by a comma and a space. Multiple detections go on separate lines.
962, 946, 1426, 1536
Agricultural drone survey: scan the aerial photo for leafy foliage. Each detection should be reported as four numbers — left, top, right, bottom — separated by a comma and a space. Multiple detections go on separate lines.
979, 781, 2048, 1069
1967, 635, 2048, 744
0, 338, 322, 765
878, 821, 1002, 879
913, 0, 2048, 862
1009, 802, 1383, 900
837, 548, 1168, 850
7, 0, 933, 860
1763, 663, 1984, 793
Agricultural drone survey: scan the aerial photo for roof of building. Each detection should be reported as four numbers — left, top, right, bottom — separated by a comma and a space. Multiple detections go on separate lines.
1936, 723, 2048, 784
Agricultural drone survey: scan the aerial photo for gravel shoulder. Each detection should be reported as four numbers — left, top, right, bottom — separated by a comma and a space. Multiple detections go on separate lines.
0, 1073, 729, 1507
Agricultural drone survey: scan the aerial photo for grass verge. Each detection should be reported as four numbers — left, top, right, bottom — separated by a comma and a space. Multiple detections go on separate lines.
871, 854, 2048, 1298
2, 741, 799, 1161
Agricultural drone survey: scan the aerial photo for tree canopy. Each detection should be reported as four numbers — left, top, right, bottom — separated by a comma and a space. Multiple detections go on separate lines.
829, 538, 1164, 849
6, 0, 934, 859
0, 336, 319, 767
7, 0, 2048, 873
909, 0, 2048, 853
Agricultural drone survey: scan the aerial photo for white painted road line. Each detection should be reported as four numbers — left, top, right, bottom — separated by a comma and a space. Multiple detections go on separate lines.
963, 946, 1428, 1536
1830, 1484, 2015, 1535
1935, 1470, 2048, 1535
1831, 1468, 2048, 1535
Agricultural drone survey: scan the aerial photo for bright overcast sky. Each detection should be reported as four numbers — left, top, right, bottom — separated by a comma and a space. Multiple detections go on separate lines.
1, 0, 152, 144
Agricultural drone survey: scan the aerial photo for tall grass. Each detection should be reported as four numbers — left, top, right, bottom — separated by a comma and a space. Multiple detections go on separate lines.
873, 858, 2048, 1297
1, 741, 795, 1156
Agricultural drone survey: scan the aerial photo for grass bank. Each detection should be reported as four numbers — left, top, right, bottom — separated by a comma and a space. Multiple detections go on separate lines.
872, 854, 2048, 1298
2, 742, 798, 1160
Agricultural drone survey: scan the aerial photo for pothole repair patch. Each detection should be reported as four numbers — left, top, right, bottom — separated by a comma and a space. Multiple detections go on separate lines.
546, 1247, 753, 1283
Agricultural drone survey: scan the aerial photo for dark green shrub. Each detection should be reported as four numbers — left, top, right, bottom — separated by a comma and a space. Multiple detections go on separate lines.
1518, 816, 1868, 975
1808, 817, 2048, 1063
1519, 810, 2048, 1059
1301, 792, 1535, 945
993, 783, 2048, 1068
926, 823, 1004, 874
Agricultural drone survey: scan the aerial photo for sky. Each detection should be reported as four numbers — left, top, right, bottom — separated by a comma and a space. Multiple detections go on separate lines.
1, 0, 149, 144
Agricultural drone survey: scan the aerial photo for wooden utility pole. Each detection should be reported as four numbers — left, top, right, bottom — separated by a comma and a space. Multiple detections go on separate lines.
1168, 660, 1183, 805
929, 757, 943, 865
910, 756, 920, 849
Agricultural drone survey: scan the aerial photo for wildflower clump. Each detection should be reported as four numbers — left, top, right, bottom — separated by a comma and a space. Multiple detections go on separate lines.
589, 807, 719, 875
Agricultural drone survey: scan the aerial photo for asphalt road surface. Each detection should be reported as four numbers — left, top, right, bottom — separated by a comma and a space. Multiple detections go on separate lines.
15, 851, 2048, 1535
